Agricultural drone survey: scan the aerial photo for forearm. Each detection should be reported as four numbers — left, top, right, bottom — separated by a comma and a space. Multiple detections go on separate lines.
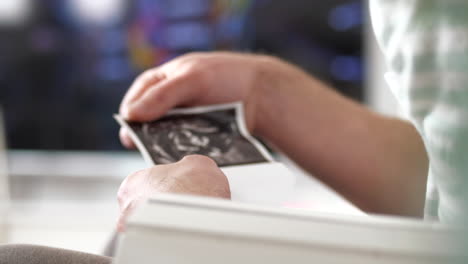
253, 56, 428, 217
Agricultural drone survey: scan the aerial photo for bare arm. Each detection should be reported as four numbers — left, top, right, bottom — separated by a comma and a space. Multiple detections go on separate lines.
253, 56, 429, 217
120, 52, 429, 217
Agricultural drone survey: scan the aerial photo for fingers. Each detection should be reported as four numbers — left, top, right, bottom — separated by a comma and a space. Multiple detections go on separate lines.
119, 127, 135, 149
118, 68, 166, 148
120, 53, 210, 122
120, 75, 204, 122
121, 68, 166, 108
119, 76, 204, 149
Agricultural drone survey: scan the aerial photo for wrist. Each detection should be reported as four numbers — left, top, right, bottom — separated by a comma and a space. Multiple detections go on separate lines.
250, 55, 282, 138
250, 55, 311, 141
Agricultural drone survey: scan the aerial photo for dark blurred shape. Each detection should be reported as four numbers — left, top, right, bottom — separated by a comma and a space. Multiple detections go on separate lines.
0, 0, 363, 150
250, 0, 363, 99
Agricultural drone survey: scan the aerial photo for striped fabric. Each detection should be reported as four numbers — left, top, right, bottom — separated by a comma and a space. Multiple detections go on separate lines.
370, 0, 468, 224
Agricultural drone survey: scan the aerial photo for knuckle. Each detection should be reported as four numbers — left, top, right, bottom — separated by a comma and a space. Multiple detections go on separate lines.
148, 84, 169, 103
180, 55, 209, 73
192, 64, 211, 80
135, 69, 162, 86
182, 62, 205, 77
180, 52, 205, 61
184, 65, 211, 91
172, 53, 213, 88
135, 69, 153, 83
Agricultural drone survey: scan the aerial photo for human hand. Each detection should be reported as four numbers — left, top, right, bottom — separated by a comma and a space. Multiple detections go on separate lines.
116, 155, 230, 231
119, 52, 272, 148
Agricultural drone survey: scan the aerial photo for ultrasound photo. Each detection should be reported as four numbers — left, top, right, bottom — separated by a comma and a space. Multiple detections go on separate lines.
115, 103, 272, 167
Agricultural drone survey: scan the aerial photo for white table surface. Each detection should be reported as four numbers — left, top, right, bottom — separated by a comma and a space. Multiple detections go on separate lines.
1, 150, 363, 255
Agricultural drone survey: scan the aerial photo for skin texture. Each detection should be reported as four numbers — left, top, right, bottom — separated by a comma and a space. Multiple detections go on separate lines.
118, 52, 429, 227
119, 52, 260, 147
117, 154, 230, 231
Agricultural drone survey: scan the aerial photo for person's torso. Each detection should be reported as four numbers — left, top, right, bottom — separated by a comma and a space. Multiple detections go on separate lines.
370, 0, 468, 224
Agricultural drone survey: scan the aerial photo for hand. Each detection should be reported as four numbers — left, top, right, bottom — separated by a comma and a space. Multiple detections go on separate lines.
117, 52, 429, 218
119, 52, 269, 148
116, 155, 230, 231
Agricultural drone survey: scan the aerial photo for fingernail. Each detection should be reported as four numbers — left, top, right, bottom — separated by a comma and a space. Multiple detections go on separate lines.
122, 135, 134, 149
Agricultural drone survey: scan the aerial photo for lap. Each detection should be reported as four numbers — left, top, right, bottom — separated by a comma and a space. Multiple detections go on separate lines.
0, 244, 111, 264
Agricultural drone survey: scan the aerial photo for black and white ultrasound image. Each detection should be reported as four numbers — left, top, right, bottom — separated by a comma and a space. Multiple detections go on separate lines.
128, 109, 268, 167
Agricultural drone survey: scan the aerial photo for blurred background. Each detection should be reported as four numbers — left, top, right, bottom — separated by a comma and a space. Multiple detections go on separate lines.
0, 0, 392, 254
0, 0, 365, 150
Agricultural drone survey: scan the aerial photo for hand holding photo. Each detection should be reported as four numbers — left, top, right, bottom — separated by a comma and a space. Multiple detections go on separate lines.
114, 103, 273, 167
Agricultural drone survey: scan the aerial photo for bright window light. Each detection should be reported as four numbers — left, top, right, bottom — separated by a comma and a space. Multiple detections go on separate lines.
68, 0, 125, 26
0, 0, 32, 26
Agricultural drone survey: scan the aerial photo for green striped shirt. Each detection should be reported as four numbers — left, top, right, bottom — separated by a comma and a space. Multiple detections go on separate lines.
370, 0, 468, 224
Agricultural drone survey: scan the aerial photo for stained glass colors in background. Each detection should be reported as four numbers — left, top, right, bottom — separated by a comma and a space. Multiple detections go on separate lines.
0, 0, 363, 150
